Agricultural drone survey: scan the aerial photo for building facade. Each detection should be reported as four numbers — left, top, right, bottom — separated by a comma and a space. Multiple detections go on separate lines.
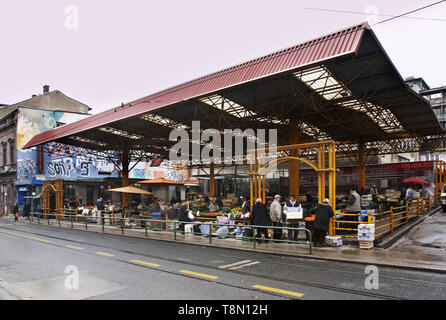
406, 77, 446, 161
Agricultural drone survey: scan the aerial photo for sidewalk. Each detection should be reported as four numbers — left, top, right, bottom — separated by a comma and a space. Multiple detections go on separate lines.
2, 213, 446, 274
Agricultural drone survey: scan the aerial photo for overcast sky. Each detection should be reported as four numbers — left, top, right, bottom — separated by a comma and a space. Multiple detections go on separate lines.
1, 0, 445, 113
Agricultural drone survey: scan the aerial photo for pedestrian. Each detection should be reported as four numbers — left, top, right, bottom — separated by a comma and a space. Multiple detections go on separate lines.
209, 198, 219, 212
313, 199, 334, 247
269, 194, 283, 240
96, 197, 105, 224
370, 184, 378, 202
405, 186, 415, 203
283, 195, 304, 242
178, 201, 193, 233
251, 198, 271, 242
13, 203, 19, 222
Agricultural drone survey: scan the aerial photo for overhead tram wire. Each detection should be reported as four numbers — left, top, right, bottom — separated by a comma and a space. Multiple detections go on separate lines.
372, 0, 446, 25
302, 6, 446, 23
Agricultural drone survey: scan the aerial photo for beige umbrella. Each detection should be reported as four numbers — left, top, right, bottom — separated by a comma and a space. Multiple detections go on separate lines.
107, 186, 153, 195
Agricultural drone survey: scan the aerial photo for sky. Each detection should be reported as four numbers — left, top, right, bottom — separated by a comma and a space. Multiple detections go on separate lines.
0, 0, 445, 113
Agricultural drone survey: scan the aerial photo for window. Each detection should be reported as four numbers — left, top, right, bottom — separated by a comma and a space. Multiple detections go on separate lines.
9, 143, 14, 164
2, 144, 6, 166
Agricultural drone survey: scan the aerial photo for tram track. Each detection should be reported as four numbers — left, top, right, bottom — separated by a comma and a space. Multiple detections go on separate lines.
0, 223, 420, 300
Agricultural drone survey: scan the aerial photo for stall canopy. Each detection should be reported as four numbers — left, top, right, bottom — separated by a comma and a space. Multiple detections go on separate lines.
24, 22, 445, 162
108, 186, 153, 194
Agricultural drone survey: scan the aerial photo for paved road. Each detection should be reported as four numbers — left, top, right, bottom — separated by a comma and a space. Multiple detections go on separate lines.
0, 220, 445, 300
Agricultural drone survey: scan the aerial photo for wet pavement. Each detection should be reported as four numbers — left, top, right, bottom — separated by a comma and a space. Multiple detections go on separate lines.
2, 211, 446, 273
388, 209, 446, 264
1, 220, 446, 300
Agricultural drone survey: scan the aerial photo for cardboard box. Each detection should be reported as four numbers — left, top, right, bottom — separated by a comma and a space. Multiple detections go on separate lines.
358, 224, 375, 233
325, 236, 343, 247
358, 223, 375, 241
358, 233, 375, 241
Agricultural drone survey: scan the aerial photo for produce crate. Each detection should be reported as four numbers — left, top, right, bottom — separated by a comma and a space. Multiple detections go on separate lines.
359, 240, 374, 249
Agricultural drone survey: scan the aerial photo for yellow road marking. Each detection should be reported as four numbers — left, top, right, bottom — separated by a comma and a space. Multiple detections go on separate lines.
252, 285, 304, 298
95, 251, 114, 257
130, 259, 160, 267
179, 270, 218, 280
0, 229, 49, 243
66, 245, 84, 250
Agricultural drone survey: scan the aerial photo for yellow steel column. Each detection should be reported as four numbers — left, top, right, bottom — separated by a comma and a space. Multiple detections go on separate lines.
321, 146, 326, 201
328, 142, 336, 211
358, 141, 366, 192
289, 120, 300, 197
317, 148, 324, 203
249, 154, 254, 207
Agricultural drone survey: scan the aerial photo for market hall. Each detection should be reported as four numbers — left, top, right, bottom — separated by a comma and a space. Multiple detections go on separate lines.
23, 22, 446, 245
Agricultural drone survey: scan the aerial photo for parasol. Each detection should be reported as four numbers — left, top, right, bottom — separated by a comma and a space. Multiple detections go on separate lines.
403, 177, 430, 186
107, 186, 153, 194
417, 176, 433, 184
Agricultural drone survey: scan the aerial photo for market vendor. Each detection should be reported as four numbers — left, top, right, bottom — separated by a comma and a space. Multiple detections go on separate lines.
343, 188, 361, 213
209, 198, 219, 212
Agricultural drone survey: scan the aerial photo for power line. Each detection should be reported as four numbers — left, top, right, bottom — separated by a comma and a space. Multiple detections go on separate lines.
372, 0, 446, 25
303, 7, 446, 22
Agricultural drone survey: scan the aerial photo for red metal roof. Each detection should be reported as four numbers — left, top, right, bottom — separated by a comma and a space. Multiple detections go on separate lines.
24, 23, 366, 149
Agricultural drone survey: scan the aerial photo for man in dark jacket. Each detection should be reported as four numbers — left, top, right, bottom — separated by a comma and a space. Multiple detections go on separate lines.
178, 202, 193, 233
313, 199, 334, 247
251, 198, 271, 242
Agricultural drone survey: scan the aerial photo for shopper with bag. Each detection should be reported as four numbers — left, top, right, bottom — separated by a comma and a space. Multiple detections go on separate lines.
283, 195, 303, 242
313, 199, 334, 247
178, 202, 194, 234
269, 194, 283, 241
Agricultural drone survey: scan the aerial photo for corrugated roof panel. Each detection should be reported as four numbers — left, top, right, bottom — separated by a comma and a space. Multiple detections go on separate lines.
24, 23, 368, 149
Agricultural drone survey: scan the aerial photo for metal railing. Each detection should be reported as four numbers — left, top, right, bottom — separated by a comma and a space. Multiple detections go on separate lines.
28, 212, 313, 254
331, 195, 435, 239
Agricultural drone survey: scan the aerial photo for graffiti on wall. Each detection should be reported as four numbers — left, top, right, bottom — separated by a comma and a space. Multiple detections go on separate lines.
17, 108, 89, 180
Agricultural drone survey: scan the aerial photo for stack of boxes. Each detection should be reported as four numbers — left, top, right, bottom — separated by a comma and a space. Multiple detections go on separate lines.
325, 236, 343, 247
358, 223, 375, 249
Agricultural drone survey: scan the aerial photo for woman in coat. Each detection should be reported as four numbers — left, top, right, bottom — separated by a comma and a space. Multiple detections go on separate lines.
313, 199, 334, 247
251, 198, 271, 242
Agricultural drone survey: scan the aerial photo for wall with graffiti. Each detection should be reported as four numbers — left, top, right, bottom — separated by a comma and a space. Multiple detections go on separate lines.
17, 107, 90, 180
17, 107, 182, 182
43, 143, 120, 179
